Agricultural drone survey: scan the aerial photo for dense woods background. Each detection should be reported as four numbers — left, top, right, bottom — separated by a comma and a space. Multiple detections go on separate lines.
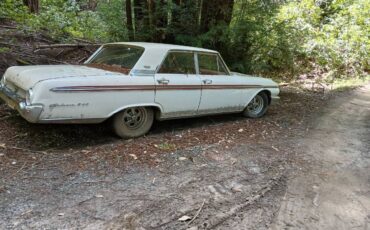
0, 0, 369, 82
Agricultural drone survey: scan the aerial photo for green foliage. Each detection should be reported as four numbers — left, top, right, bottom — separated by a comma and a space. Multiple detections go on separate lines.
0, 0, 368, 80
166, 0, 200, 45
96, 0, 127, 42
0, 47, 11, 53
311, 0, 370, 78
225, 0, 369, 79
0, 0, 30, 22
27, 0, 110, 41
1, 0, 111, 42
227, 0, 285, 73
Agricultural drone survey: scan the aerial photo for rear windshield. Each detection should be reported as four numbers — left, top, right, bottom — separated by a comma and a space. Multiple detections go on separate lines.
86, 45, 144, 74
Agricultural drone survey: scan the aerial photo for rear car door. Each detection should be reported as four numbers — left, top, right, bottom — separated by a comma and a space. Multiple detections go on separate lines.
197, 52, 244, 114
155, 51, 201, 118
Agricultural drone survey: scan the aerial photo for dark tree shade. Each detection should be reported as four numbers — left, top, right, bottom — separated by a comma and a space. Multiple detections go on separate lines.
23, 0, 39, 13
200, 0, 234, 33
133, 0, 150, 40
153, 0, 168, 42
166, 0, 200, 43
126, 0, 134, 40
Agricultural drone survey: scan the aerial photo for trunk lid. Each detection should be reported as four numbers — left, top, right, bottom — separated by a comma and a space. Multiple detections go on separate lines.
3, 65, 123, 90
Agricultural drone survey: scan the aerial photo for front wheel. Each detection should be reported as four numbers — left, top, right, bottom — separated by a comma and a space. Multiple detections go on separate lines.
113, 107, 154, 139
243, 92, 269, 118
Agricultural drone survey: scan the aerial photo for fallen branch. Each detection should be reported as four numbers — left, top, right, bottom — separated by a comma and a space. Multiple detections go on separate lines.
16, 58, 34, 65
12, 51, 69, 64
78, 56, 88, 64
0, 115, 13, 121
34, 43, 101, 52
54, 49, 66, 58
12, 146, 47, 154
188, 199, 206, 225
0, 25, 17, 29
9, 161, 27, 178
0, 42, 22, 48
74, 38, 95, 44
0, 144, 48, 154
205, 176, 282, 229
44, 57, 69, 65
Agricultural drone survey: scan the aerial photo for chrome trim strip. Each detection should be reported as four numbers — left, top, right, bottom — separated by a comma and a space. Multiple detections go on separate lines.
38, 118, 106, 124
50, 85, 279, 92
131, 69, 156, 76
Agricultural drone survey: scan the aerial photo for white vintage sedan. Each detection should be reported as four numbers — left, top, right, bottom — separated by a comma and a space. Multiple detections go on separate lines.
0, 42, 279, 138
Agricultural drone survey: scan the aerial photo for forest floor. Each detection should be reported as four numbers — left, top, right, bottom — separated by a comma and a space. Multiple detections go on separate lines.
1, 23, 370, 229
1, 84, 369, 229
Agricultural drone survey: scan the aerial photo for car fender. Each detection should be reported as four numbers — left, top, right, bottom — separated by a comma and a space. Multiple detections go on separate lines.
243, 88, 273, 108
107, 103, 164, 119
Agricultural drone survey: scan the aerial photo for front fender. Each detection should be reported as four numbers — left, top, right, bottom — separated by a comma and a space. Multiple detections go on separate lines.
243, 88, 279, 108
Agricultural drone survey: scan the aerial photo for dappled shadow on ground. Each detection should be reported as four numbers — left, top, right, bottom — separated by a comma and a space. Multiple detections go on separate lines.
2, 109, 252, 151
0, 87, 334, 177
0, 101, 279, 151
0, 86, 345, 230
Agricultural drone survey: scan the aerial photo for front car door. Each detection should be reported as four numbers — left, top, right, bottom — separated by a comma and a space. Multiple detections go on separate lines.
155, 51, 201, 119
197, 52, 244, 114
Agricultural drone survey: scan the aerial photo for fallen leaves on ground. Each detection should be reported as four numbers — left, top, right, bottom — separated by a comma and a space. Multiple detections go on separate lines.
0, 87, 337, 177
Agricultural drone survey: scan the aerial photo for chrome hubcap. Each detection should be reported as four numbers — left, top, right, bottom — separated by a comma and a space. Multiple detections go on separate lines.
123, 107, 146, 129
247, 95, 264, 115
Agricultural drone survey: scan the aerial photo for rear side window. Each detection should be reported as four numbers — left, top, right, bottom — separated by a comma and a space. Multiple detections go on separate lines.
198, 53, 228, 75
158, 52, 196, 74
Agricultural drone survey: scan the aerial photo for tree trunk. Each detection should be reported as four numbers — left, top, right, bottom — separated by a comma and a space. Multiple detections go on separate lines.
133, 0, 149, 40
165, 0, 200, 43
126, 0, 134, 40
88, 0, 98, 11
148, 0, 155, 31
23, 0, 39, 14
200, 0, 234, 33
153, 0, 168, 42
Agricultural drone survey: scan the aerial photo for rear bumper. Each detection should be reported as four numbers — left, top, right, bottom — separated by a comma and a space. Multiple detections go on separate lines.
0, 84, 43, 123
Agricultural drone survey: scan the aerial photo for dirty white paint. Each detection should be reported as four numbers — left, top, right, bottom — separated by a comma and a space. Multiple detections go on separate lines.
1, 42, 280, 123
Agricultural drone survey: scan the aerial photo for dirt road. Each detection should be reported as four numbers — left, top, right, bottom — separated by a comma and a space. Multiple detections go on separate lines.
0, 85, 369, 229
272, 84, 370, 229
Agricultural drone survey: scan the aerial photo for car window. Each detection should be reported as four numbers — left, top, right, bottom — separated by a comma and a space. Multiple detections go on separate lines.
89, 45, 144, 69
198, 53, 228, 75
158, 52, 196, 74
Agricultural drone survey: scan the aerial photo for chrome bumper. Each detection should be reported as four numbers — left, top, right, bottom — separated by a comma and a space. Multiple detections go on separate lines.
0, 84, 43, 123
270, 96, 280, 105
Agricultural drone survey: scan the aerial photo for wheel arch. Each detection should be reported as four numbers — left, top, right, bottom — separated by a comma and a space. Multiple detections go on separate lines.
244, 89, 272, 108
107, 103, 163, 120
261, 89, 272, 105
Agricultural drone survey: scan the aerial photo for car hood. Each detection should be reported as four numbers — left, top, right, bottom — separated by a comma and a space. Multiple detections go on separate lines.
231, 72, 278, 86
3, 65, 123, 90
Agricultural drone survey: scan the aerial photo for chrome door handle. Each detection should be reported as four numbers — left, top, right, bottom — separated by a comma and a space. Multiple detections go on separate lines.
203, 79, 212, 85
157, 78, 170, 84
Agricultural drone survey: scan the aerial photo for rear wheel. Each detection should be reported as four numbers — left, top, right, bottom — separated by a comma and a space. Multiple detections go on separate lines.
243, 92, 269, 118
113, 107, 154, 139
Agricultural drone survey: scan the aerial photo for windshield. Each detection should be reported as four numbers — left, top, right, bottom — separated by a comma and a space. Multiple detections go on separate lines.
86, 45, 144, 74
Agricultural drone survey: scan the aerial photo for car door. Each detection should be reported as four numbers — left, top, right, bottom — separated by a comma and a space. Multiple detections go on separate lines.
155, 51, 201, 118
197, 52, 244, 114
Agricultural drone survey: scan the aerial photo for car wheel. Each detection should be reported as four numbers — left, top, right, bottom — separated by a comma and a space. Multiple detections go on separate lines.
243, 92, 269, 118
113, 107, 154, 139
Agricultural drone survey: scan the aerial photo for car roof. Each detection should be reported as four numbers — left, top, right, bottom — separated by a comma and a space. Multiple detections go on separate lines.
104, 42, 218, 53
